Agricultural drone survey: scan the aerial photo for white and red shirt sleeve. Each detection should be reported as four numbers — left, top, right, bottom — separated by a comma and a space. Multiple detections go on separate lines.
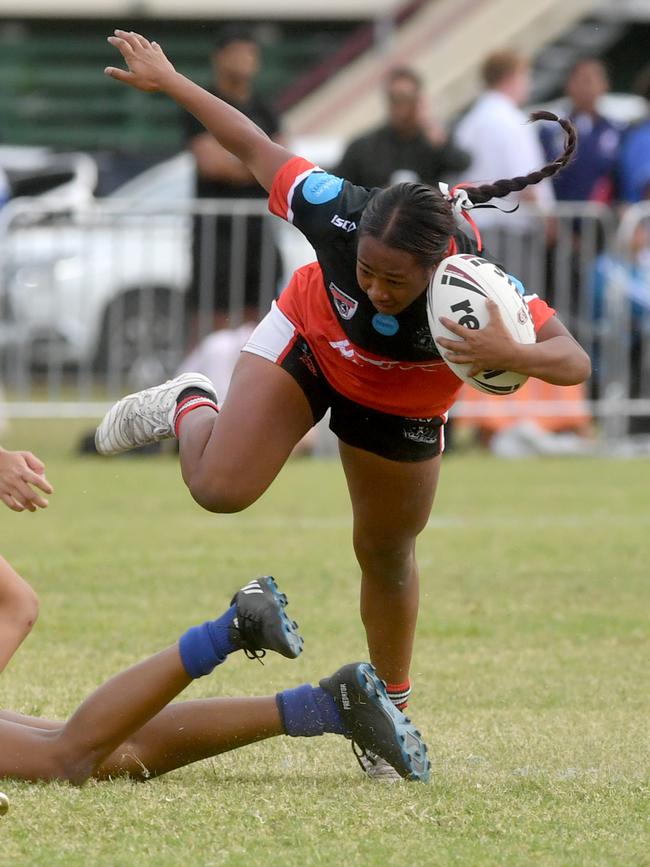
525, 294, 556, 333
268, 156, 320, 223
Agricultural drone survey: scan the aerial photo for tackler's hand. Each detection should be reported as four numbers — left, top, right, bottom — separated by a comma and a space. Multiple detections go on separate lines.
0, 448, 53, 512
437, 299, 522, 377
105, 30, 176, 93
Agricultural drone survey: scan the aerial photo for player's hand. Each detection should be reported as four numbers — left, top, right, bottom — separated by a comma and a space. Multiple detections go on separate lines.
0, 448, 54, 512
105, 30, 176, 93
437, 299, 522, 377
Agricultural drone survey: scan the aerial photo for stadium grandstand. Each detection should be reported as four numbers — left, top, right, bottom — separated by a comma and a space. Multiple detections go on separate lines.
0, 0, 648, 153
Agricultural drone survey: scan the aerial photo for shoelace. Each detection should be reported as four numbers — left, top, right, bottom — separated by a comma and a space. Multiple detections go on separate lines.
237, 612, 267, 664
126, 404, 170, 435
351, 740, 373, 772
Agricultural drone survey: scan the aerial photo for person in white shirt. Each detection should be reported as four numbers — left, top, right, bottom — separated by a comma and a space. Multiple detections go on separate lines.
456, 50, 555, 233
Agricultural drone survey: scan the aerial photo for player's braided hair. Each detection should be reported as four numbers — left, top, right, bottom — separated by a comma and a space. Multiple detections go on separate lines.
460, 111, 577, 205
358, 112, 576, 267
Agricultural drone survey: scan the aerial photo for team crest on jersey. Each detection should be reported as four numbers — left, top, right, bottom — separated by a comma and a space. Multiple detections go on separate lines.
329, 282, 358, 320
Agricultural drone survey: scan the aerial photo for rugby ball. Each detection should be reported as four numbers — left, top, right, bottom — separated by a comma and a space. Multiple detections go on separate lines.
427, 254, 536, 395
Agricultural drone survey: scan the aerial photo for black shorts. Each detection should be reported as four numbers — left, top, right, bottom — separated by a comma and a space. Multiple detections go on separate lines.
243, 307, 444, 462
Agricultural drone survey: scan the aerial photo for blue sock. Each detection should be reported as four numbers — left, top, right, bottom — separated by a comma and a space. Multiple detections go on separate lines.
276, 685, 348, 737
179, 604, 237, 678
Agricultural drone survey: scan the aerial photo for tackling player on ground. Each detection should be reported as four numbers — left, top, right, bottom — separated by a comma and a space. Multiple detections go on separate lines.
0, 569, 429, 783
0, 450, 427, 782
96, 31, 591, 780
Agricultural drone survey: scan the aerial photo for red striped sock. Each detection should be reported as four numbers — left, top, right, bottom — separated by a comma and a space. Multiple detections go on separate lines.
385, 679, 411, 710
173, 395, 218, 437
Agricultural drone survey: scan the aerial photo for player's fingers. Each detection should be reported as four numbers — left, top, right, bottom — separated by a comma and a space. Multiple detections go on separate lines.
24, 471, 53, 495
113, 29, 141, 49
11, 491, 35, 512
108, 34, 136, 57
436, 336, 466, 350
439, 316, 470, 336
22, 451, 45, 474
22, 474, 51, 504
0, 492, 24, 512
13, 478, 43, 506
468, 364, 483, 377
104, 66, 134, 83
485, 299, 503, 321
131, 32, 152, 49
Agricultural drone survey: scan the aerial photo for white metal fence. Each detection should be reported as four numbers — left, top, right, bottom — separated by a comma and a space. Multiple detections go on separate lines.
1, 196, 649, 442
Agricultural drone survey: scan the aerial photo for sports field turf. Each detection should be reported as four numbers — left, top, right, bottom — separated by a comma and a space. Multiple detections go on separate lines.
1, 420, 649, 866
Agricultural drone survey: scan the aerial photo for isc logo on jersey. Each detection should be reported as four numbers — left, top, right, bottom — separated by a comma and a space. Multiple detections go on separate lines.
331, 214, 357, 232
302, 172, 344, 204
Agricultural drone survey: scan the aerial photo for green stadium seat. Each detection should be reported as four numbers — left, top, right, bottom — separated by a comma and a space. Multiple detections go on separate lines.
0, 19, 353, 152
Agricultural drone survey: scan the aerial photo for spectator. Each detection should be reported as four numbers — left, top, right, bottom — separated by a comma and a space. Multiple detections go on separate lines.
540, 58, 620, 203
454, 50, 555, 293
335, 67, 470, 189
618, 66, 650, 204
592, 221, 650, 432
455, 50, 555, 231
184, 25, 283, 342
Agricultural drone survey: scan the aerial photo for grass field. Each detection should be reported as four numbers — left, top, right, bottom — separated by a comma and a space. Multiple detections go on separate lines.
0, 420, 649, 866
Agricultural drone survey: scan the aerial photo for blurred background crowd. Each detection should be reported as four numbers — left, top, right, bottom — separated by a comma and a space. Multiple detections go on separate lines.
1, 0, 649, 456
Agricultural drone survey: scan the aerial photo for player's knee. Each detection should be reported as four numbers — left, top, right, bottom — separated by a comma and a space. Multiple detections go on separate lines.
5, 584, 39, 641
58, 758, 94, 786
354, 531, 415, 561
188, 475, 258, 514
57, 744, 104, 785
353, 533, 416, 582
22, 586, 39, 632
35, 732, 95, 785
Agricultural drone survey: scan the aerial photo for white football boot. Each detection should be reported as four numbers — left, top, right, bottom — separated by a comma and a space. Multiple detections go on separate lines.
95, 372, 217, 455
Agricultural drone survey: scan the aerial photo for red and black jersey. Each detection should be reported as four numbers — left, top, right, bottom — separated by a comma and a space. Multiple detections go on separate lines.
268, 156, 555, 418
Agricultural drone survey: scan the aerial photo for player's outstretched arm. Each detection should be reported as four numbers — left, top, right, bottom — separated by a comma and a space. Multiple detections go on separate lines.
105, 31, 292, 192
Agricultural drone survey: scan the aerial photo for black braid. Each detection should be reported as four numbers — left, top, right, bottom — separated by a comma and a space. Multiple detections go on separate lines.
462, 111, 577, 205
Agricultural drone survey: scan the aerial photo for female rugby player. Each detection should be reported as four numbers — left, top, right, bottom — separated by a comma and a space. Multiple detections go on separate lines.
96, 31, 591, 779
0, 569, 428, 783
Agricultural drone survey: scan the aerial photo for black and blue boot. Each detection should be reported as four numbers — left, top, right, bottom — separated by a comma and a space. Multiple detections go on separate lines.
319, 662, 430, 782
229, 577, 304, 660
